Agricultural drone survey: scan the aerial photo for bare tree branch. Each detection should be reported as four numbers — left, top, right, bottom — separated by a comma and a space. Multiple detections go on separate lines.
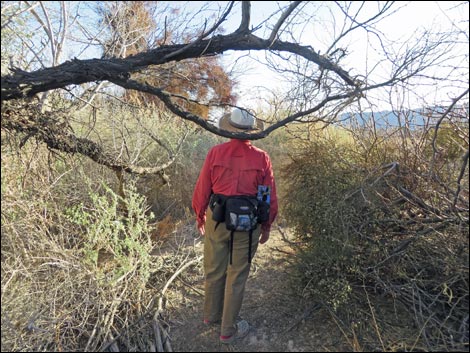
268, 1, 302, 44
1, 102, 177, 179
1, 1, 39, 29
236, 1, 251, 34
1, 25, 358, 102
453, 149, 470, 210
109, 76, 360, 140
163, 1, 235, 61
430, 88, 470, 170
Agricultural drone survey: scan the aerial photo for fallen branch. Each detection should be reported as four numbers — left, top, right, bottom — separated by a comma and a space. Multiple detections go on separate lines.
277, 225, 304, 247
152, 319, 164, 352
155, 255, 203, 317
281, 303, 322, 333
159, 321, 173, 352
151, 255, 203, 352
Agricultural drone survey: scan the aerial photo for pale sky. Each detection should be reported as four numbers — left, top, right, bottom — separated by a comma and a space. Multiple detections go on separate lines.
214, 1, 469, 111
19, 1, 466, 113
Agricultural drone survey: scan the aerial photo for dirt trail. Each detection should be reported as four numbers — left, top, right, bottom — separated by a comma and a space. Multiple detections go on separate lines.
163, 228, 347, 352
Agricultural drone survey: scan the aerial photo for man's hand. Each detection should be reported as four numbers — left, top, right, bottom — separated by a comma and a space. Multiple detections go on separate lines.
259, 228, 270, 244
197, 223, 205, 236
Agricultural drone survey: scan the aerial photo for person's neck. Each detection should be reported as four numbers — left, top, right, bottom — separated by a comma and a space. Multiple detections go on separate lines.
230, 139, 250, 144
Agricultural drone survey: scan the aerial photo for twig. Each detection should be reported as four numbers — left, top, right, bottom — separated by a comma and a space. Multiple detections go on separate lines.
282, 303, 322, 333
323, 303, 358, 351
154, 255, 203, 317
150, 255, 203, 352
276, 225, 303, 247
152, 319, 164, 352
363, 280, 385, 351
176, 276, 204, 297
452, 149, 469, 210
159, 321, 173, 352
272, 246, 296, 256
107, 332, 120, 352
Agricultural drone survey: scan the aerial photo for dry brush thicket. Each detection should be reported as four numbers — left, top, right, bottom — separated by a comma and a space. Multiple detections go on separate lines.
1, 1, 468, 352
1, 133, 205, 352
282, 108, 469, 351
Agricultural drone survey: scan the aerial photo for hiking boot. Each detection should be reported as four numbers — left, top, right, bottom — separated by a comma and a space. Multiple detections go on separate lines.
219, 320, 250, 344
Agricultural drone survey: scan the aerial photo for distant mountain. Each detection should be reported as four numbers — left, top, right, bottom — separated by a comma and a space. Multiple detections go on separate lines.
339, 110, 426, 129
339, 105, 468, 130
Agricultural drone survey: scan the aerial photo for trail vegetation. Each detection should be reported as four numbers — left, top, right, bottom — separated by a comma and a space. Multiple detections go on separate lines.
1, 1, 468, 351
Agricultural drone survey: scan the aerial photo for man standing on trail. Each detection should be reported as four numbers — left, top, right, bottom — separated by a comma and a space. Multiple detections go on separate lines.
192, 108, 278, 345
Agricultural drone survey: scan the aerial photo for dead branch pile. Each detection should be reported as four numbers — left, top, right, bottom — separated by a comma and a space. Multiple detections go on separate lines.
283, 116, 469, 350
349, 161, 469, 351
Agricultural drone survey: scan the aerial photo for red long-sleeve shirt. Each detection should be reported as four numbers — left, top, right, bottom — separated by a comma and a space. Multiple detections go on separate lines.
192, 139, 278, 232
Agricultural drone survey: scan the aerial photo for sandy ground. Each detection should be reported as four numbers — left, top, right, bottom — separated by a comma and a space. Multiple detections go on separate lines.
161, 227, 348, 352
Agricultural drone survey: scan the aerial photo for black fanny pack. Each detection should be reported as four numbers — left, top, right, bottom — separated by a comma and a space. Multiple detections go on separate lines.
225, 196, 259, 231
209, 193, 270, 264
209, 194, 269, 229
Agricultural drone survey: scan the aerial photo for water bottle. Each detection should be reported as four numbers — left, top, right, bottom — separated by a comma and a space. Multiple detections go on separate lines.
257, 185, 270, 204
257, 186, 270, 223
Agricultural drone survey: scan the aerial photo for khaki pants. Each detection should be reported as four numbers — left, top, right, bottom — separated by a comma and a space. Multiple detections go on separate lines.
203, 208, 261, 337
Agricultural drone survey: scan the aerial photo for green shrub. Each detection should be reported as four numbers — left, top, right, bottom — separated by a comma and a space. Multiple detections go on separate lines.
0, 142, 183, 352
65, 182, 154, 286
283, 136, 368, 309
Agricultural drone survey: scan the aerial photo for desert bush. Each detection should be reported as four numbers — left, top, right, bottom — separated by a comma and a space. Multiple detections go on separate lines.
1, 137, 199, 352
282, 124, 469, 351
143, 130, 223, 219
283, 135, 372, 309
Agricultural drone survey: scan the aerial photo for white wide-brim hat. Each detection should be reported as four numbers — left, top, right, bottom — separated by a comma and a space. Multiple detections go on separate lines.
219, 108, 264, 133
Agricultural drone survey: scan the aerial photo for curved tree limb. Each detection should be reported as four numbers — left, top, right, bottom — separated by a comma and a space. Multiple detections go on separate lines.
268, 1, 302, 44
1, 102, 176, 179
2, 1, 460, 178
1, 31, 358, 102
110, 76, 361, 140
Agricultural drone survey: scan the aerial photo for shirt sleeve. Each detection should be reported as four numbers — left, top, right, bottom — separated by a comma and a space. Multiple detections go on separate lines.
262, 153, 278, 232
192, 149, 213, 228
